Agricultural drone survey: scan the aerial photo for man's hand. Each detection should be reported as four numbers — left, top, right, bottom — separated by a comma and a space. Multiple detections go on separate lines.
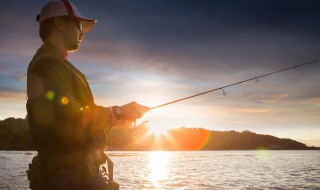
119, 101, 150, 122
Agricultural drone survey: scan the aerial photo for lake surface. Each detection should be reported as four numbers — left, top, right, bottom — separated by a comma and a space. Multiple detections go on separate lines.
0, 150, 319, 190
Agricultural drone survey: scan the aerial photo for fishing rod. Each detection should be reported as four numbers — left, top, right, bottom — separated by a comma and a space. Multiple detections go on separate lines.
150, 60, 318, 110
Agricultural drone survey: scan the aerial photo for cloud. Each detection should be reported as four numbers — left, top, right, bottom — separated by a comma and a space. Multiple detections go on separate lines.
64, 0, 320, 103
1, 0, 320, 146
238, 108, 272, 114
0, 89, 26, 100
74, 31, 320, 97
85, 72, 108, 84
257, 94, 289, 104
16, 72, 27, 83
0, 64, 7, 73
0, 6, 42, 59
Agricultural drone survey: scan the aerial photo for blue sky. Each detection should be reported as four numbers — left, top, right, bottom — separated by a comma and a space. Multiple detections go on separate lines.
0, 0, 320, 146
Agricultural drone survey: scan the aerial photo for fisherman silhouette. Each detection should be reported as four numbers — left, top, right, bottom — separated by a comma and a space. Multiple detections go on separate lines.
26, 1, 149, 189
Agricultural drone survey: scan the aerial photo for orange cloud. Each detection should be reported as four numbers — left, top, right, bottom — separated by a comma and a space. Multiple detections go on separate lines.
258, 93, 288, 104
0, 90, 26, 100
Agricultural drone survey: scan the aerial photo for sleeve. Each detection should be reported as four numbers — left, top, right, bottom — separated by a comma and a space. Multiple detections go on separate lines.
28, 54, 113, 150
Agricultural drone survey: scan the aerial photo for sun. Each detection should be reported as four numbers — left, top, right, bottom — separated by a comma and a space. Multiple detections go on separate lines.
148, 126, 168, 137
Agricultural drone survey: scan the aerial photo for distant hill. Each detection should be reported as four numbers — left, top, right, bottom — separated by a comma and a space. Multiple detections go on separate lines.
0, 117, 319, 151
0, 117, 34, 150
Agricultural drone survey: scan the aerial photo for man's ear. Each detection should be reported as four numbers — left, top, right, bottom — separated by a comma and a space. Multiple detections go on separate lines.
53, 17, 64, 31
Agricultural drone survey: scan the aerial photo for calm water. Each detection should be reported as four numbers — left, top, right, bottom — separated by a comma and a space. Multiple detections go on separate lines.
0, 150, 319, 190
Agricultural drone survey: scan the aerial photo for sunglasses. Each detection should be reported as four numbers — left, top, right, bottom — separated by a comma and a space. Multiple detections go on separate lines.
61, 16, 83, 32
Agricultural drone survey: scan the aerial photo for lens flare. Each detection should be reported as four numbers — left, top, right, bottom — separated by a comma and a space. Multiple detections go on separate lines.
60, 96, 69, 105
46, 91, 55, 100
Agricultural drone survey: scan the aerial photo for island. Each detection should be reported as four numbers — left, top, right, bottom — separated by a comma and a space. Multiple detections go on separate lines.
0, 117, 319, 151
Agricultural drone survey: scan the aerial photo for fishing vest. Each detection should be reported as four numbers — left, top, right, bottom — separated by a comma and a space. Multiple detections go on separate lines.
26, 42, 118, 189
27, 151, 119, 190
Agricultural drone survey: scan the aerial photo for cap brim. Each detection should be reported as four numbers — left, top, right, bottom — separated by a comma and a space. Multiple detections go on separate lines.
74, 16, 97, 33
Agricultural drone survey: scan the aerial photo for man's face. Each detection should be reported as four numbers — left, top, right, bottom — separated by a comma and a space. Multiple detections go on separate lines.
61, 17, 84, 52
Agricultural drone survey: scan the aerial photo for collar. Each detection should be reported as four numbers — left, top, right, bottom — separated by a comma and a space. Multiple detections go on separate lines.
59, 48, 69, 60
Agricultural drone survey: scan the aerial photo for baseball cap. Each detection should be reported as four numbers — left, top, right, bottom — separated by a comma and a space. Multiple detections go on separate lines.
37, 0, 96, 33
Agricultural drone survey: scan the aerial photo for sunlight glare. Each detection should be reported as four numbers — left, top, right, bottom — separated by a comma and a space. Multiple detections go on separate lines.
144, 97, 165, 109
255, 149, 272, 159
148, 151, 171, 187
148, 126, 168, 137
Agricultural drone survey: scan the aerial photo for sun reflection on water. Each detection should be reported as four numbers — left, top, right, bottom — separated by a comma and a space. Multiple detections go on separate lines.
147, 151, 171, 188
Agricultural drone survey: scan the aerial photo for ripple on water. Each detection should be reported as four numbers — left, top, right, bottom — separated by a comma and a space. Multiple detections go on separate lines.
1, 151, 320, 190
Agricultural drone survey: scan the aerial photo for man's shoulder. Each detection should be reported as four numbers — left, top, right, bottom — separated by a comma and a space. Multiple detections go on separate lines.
29, 52, 67, 72
34, 53, 64, 65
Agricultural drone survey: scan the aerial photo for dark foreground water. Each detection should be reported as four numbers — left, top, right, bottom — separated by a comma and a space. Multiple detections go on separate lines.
0, 150, 319, 190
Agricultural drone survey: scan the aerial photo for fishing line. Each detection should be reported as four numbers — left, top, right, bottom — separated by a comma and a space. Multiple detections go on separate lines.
150, 60, 318, 110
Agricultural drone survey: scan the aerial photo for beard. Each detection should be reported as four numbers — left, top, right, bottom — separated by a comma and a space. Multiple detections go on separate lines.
67, 43, 80, 52
66, 40, 80, 52
63, 34, 81, 52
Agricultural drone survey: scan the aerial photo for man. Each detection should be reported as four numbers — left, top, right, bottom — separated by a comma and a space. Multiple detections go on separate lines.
26, 0, 149, 189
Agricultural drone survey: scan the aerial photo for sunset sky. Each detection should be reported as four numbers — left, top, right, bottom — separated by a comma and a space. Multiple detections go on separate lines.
0, 0, 319, 146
